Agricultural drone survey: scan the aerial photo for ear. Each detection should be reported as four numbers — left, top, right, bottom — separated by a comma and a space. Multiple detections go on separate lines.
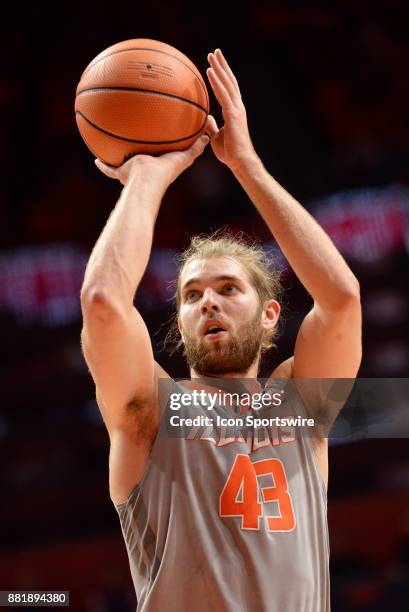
177, 315, 185, 342
261, 299, 281, 332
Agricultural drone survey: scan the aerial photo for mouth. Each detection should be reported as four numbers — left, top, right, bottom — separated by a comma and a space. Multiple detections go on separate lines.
204, 326, 228, 341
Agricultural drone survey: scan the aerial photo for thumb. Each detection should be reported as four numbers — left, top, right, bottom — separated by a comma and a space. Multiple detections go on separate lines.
167, 133, 209, 171
188, 134, 210, 159
205, 115, 219, 139
94, 158, 120, 180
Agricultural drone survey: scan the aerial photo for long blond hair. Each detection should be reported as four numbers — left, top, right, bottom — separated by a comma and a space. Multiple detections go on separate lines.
163, 228, 284, 355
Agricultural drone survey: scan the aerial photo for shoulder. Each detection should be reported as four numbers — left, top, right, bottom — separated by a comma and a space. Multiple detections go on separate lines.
269, 355, 328, 488
269, 356, 294, 380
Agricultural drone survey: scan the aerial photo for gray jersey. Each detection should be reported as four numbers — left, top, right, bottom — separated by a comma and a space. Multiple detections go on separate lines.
114, 380, 330, 611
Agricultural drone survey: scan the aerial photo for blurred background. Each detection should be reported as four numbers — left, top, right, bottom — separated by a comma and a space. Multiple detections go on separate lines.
1, 0, 409, 609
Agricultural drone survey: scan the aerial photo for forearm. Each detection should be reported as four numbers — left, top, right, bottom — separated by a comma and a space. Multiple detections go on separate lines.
81, 171, 166, 308
234, 157, 359, 310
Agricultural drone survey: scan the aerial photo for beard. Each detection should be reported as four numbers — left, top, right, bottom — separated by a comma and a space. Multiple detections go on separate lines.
183, 309, 264, 376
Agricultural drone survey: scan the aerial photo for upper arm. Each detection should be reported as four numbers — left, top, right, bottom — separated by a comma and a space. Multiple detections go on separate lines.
293, 296, 362, 379
289, 296, 361, 429
270, 295, 361, 429
80, 292, 165, 435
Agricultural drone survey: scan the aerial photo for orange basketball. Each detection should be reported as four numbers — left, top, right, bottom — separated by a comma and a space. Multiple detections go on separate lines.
75, 39, 209, 167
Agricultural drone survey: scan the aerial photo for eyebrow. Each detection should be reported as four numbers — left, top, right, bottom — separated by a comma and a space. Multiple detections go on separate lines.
181, 275, 242, 293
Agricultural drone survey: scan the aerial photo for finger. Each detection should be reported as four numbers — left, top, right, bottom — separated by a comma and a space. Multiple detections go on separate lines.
178, 134, 210, 168
94, 158, 119, 179
163, 134, 209, 165
205, 115, 219, 139
206, 67, 232, 109
214, 48, 240, 93
207, 52, 237, 101
189, 134, 210, 158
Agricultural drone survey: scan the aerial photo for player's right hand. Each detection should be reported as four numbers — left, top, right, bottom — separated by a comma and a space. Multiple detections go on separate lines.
94, 134, 210, 187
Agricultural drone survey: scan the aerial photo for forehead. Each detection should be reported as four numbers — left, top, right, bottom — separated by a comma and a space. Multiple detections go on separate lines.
180, 257, 251, 286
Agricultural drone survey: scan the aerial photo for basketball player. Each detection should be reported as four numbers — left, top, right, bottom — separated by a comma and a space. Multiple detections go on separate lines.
80, 49, 361, 611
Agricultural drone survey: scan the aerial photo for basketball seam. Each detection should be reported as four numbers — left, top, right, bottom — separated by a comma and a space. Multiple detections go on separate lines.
75, 110, 208, 145
76, 86, 208, 114
79, 46, 209, 107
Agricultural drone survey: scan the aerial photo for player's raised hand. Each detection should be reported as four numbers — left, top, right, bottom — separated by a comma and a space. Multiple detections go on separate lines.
94, 134, 210, 187
206, 49, 258, 172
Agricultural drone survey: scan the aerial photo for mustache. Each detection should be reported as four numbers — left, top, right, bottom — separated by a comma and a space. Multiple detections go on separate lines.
201, 313, 228, 325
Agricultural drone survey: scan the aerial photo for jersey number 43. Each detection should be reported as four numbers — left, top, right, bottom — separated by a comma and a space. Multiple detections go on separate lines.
219, 454, 296, 532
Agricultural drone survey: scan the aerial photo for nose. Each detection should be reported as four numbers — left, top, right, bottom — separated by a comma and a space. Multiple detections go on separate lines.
201, 288, 220, 314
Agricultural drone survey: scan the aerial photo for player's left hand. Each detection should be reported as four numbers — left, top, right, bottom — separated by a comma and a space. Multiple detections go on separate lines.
205, 49, 258, 173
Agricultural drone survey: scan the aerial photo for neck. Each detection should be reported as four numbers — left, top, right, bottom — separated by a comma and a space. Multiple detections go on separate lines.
190, 360, 260, 380
189, 360, 261, 394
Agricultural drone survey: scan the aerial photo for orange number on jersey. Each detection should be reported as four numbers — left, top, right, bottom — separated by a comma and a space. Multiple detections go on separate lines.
219, 454, 262, 529
253, 458, 296, 531
219, 454, 296, 532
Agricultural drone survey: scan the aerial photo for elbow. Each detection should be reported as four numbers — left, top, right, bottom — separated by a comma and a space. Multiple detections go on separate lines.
80, 286, 120, 321
81, 285, 108, 308
321, 277, 360, 316
333, 278, 361, 313
345, 277, 360, 304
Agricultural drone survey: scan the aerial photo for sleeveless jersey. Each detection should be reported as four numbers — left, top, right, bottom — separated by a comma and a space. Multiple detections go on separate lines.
114, 379, 330, 611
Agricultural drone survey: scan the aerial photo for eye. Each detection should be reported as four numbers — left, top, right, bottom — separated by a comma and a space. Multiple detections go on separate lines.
223, 284, 237, 294
186, 289, 200, 302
